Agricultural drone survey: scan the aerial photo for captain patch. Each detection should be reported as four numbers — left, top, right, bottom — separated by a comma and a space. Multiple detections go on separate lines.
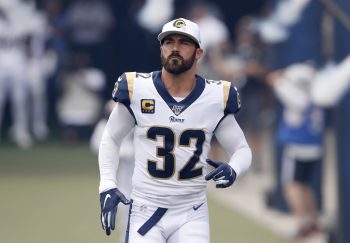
141, 99, 155, 113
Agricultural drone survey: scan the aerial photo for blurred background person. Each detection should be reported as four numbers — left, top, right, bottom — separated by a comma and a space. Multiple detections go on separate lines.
25, 0, 58, 141
0, 0, 32, 149
56, 51, 105, 143
256, 0, 325, 221
267, 63, 325, 240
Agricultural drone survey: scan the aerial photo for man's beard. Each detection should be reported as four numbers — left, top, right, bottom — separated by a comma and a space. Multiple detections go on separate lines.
161, 51, 196, 75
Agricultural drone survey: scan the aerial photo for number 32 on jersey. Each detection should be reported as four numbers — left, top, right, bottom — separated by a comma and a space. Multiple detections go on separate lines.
147, 126, 205, 180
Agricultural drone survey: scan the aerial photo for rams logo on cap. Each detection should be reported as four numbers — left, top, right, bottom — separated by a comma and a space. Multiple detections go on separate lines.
141, 99, 155, 113
173, 19, 186, 28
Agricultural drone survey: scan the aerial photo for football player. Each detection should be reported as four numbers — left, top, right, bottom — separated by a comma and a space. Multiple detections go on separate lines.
0, 2, 32, 148
98, 18, 252, 243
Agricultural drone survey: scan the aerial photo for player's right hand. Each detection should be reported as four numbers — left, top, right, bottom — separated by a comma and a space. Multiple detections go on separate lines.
99, 188, 130, 235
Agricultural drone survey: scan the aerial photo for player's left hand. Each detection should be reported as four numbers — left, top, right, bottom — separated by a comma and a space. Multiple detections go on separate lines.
205, 159, 236, 188
99, 188, 130, 235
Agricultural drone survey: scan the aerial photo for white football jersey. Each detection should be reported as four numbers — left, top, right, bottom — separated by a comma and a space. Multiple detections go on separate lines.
112, 71, 240, 208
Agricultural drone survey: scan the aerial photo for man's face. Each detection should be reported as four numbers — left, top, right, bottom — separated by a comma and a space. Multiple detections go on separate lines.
160, 34, 201, 75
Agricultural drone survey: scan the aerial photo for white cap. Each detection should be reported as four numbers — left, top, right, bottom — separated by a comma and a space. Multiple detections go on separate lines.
158, 18, 201, 47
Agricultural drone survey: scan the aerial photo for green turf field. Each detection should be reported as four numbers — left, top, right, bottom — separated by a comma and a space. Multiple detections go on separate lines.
0, 142, 293, 243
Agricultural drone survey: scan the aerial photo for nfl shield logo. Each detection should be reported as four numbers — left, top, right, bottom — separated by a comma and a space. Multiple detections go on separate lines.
171, 105, 184, 116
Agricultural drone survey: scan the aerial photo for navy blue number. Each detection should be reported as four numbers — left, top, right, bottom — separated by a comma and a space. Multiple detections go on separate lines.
147, 127, 175, 179
147, 127, 204, 180
178, 130, 205, 180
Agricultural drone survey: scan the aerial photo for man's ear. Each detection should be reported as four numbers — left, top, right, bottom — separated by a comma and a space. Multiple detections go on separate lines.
196, 48, 204, 60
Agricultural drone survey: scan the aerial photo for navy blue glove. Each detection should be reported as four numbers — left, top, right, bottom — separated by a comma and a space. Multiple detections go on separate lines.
100, 188, 130, 235
205, 159, 237, 188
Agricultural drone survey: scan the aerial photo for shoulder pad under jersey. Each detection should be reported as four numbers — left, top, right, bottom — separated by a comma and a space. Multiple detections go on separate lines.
222, 81, 241, 114
112, 72, 136, 107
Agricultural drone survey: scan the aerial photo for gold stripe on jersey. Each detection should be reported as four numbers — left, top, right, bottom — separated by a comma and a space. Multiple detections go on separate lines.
222, 80, 231, 109
125, 72, 136, 101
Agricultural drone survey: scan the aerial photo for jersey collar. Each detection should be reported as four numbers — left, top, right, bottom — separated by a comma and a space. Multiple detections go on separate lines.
152, 71, 205, 116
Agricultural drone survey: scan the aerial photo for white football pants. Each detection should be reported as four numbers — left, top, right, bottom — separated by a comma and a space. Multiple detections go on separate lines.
127, 200, 210, 243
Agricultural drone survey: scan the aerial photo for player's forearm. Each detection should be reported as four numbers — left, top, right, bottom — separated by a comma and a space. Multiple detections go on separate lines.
98, 128, 121, 193
215, 114, 252, 177
228, 145, 252, 177
98, 103, 135, 193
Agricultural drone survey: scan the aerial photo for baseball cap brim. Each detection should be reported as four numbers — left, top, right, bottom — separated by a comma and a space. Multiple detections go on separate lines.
158, 31, 200, 46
